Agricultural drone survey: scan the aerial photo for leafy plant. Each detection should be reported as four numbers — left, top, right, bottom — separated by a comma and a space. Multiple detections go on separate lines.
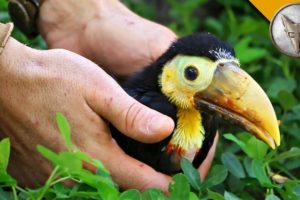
1, 0, 300, 199
0, 114, 230, 199
0, 113, 298, 199
0, 113, 119, 200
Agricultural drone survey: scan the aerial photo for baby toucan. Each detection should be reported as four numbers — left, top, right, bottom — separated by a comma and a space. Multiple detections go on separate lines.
111, 33, 280, 174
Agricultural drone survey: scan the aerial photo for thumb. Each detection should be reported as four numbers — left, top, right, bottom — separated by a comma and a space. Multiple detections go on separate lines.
86, 73, 174, 143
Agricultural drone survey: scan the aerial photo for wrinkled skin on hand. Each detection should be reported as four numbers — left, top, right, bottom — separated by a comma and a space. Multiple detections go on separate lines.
0, 0, 218, 192
0, 38, 175, 190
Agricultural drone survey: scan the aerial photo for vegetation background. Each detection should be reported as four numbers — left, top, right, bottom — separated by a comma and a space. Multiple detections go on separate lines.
0, 0, 300, 199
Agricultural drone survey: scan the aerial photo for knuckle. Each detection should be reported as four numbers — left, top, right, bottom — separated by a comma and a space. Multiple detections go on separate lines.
139, 181, 151, 192
124, 102, 145, 134
138, 173, 162, 192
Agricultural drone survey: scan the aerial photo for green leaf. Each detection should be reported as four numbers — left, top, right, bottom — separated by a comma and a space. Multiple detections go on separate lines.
180, 158, 201, 190
142, 189, 166, 200
56, 112, 72, 151
67, 190, 100, 198
99, 185, 120, 200
52, 183, 71, 199
265, 194, 281, 200
226, 132, 268, 160
223, 134, 246, 150
237, 17, 260, 36
0, 173, 17, 186
0, 188, 13, 200
267, 78, 296, 99
251, 159, 273, 187
37, 145, 59, 165
221, 152, 245, 178
227, 175, 245, 193
278, 90, 297, 111
71, 151, 110, 175
96, 168, 112, 180
189, 192, 199, 200
91, 158, 110, 174
239, 48, 267, 64
224, 191, 241, 200
204, 17, 223, 35
278, 181, 300, 200
120, 189, 142, 200
235, 37, 267, 64
293, 185, 300, 197
207, 189, 225, 200
243, 157, 255, 178
73, 169, 118, 198
169, 174, 190, 200
58, 152, 82, 172
201, 165, 228, 189
268, 147, 300, 163
244, 136, 268, 160
237, 132, 252, 143
0, 138, 10, 173
75, 169, 109, 186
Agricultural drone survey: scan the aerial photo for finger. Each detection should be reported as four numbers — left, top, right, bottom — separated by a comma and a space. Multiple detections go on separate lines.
198, 131, 219, 181
61, 103, 171, 192
84, 1, 177, 77
85, 73, 174, 143
83, 137, 171, 192
144, 21, 177, 62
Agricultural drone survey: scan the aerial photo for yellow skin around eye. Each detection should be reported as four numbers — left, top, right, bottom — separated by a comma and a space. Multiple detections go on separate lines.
160, 55, 217, 109
159, 55, 217, 162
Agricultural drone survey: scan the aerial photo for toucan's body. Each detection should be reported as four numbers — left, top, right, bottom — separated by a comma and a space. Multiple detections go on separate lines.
111, 87, 217, 174
111, 33, 280, 175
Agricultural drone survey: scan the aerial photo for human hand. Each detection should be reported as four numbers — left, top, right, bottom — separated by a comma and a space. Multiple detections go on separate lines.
0, 38, 174, 190
38, 0, 177, 77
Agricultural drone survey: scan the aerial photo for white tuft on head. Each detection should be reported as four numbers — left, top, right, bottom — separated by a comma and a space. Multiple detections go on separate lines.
209, 48, 234, 60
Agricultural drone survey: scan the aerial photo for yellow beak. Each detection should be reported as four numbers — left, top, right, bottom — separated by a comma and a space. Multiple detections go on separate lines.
194, 60, 280, 149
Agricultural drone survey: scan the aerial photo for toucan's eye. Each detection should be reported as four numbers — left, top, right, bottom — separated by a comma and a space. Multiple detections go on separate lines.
184, 66, 199, 81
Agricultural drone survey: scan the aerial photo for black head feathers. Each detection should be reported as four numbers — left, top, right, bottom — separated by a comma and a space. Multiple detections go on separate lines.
155, 32, 235, 67
124, 32, 235, 91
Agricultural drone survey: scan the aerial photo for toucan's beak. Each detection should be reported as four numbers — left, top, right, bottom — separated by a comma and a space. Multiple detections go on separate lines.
194, 60, 280, 149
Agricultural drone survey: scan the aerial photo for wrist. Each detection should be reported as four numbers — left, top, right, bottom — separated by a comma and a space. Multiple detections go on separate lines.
0, 23, 14, 55
0, 37, 36, 73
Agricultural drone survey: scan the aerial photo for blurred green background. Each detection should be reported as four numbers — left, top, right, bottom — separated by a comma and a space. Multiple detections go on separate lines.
1, 0, 300, 199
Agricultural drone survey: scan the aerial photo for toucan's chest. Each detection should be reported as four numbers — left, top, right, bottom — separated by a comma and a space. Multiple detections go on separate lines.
166, 107, 205, 163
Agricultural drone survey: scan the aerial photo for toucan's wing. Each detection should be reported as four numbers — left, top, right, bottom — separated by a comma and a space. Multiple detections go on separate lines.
110, 88, 177, 172
127, 89, 177, 122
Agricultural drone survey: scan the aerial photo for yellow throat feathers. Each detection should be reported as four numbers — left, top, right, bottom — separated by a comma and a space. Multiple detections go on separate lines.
167, 108, 204, 161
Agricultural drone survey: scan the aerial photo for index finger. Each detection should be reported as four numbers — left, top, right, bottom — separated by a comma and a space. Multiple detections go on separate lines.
84, 138, 171, 192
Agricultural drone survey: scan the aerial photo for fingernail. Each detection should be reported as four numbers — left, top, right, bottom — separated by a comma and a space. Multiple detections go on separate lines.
147, 115, 174, 136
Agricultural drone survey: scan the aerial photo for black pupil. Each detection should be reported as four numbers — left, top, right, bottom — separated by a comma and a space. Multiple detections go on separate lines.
184, 66, 198, 81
